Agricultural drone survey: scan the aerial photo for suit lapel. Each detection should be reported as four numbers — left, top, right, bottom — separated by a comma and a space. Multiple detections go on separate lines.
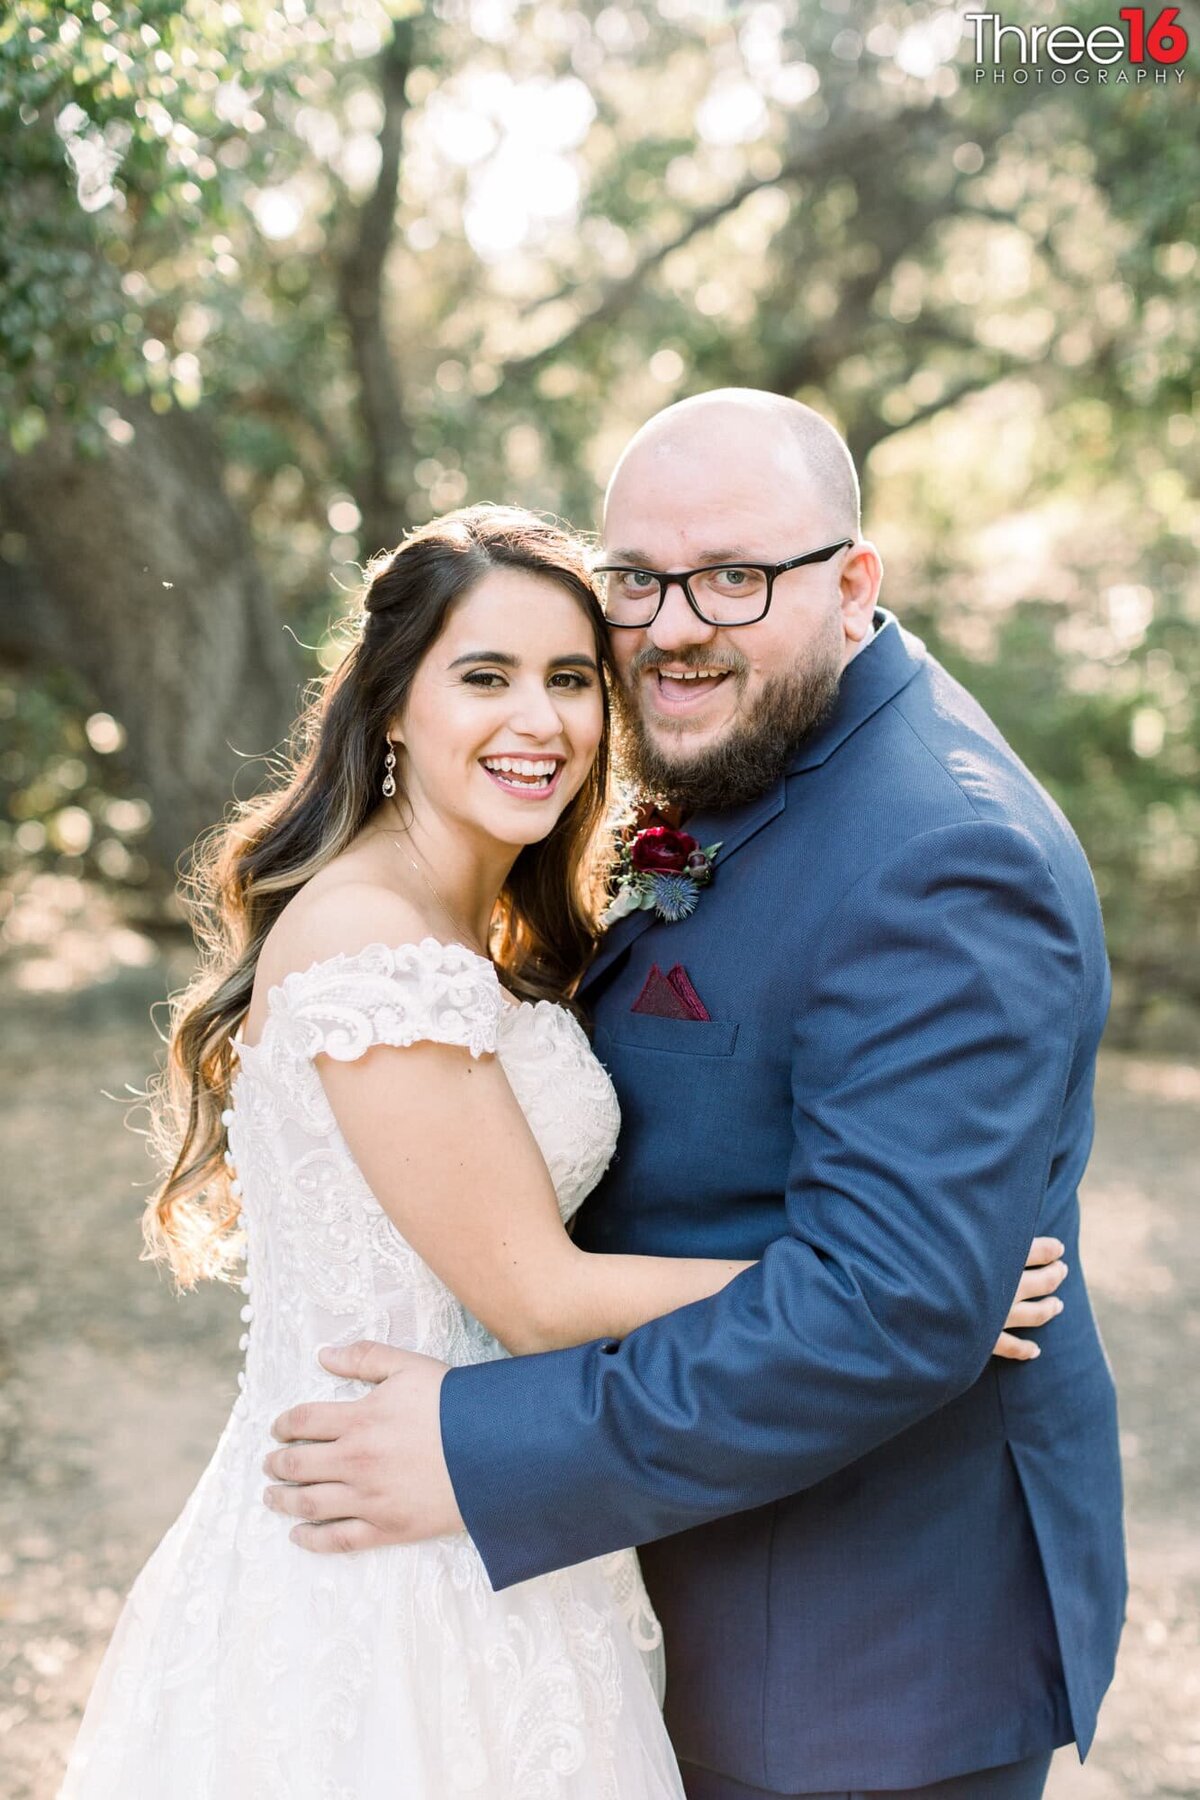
583, 778, 788, 992
683, 777, 787, 875
584, 901, 658, 988
786, 612, 923, 775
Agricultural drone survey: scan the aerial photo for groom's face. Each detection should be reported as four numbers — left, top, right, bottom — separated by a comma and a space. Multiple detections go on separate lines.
601, 426, 867, 809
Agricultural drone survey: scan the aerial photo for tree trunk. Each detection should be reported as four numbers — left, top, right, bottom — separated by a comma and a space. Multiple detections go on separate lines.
0, 399, 302, 874
336, 19, 419, 559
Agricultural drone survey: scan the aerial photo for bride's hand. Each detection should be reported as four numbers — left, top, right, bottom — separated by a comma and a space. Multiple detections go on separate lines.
263, 1343, 461, 1552
993, 1237, 1067, 1362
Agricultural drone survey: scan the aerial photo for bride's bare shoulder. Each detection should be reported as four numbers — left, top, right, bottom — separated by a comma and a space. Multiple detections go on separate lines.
255, 868, 432, 995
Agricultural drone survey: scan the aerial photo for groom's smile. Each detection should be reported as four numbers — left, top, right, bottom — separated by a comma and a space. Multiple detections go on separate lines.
638, 650, 746, 731
654, 665, 733, 705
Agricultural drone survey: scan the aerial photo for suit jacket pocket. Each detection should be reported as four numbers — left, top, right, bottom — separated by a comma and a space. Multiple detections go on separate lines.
606, 1013, 740, 1057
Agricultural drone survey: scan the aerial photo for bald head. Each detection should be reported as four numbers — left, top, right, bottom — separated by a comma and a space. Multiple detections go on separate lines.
605, 388, 860, 541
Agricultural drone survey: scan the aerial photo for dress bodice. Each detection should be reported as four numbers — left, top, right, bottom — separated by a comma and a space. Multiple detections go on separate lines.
226, 939, 621, 1420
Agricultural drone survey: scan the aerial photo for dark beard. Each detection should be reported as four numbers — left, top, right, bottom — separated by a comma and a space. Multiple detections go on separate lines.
614, 653, 843, 813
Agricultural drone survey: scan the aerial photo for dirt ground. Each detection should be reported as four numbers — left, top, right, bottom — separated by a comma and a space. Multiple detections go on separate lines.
1, 922, 1198, 1799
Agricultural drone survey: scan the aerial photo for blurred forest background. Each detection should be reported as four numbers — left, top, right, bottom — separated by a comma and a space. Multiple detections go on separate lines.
0, 2, 1198, 1796
1, 0, 1197, 1037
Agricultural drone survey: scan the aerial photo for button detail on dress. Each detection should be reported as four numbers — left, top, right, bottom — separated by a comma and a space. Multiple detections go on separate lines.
220, 1108, 235, 1126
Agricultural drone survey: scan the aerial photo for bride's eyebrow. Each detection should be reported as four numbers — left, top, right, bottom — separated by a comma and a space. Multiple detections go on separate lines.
446, 651, 600, 673
448, 650, 519, 668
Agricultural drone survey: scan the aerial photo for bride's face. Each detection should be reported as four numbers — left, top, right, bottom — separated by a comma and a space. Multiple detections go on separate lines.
395, 567, 605, 851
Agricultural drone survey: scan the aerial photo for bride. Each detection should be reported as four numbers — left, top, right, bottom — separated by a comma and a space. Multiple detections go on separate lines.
60, 505, 1064, 1799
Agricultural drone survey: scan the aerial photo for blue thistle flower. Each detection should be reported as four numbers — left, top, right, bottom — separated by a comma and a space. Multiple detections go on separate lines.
651, 873, 700, 922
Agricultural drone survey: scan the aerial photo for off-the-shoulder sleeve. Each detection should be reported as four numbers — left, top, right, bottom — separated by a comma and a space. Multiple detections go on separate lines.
269, 938, 504, 1065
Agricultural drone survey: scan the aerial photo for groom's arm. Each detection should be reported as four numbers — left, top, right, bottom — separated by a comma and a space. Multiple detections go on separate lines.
440, 820, 1088, 1590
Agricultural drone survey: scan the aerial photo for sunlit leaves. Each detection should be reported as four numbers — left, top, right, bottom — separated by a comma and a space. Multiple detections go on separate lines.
1, 0, 1197, 1023
0, 0, 397, 434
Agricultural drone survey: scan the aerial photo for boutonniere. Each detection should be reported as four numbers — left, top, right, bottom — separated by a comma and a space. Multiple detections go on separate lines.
602, 814, 722, 926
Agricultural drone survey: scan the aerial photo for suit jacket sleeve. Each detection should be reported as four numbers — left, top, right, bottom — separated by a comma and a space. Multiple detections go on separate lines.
440, 820, 1085, 1589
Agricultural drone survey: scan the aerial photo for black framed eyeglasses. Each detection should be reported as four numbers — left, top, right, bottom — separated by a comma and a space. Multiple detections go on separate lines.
593, 539, 854, 628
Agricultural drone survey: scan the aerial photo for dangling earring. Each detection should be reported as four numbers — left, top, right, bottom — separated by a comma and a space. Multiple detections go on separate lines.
382, 741, 397, 799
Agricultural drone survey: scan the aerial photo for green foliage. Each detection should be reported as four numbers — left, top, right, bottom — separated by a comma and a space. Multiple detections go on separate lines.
0, 672, 153, 884
1, 0, 1197, 1035
1, 0, 391, 448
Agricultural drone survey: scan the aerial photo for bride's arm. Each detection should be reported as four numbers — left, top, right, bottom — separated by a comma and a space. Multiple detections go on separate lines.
319, 1038, 749, 1355
320, 1040, 1066, 1360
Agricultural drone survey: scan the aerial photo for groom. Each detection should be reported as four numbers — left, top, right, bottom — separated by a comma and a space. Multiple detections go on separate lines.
266, 390, 1126, 1797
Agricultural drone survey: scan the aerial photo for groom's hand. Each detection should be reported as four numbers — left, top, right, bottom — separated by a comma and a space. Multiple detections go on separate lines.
262, 1343, 463, 1552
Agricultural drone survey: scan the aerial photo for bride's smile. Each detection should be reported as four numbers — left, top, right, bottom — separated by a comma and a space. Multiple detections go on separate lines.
393, 565, 604, 862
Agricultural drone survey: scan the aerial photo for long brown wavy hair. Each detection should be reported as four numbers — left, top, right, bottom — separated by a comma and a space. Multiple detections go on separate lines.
147, 505, 614, 1287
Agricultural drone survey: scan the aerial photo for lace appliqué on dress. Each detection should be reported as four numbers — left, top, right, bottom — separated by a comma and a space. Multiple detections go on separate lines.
60, 939, 677, 1800
276, 938, 505, 1064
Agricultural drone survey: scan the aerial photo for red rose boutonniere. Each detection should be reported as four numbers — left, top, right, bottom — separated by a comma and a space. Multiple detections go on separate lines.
602, 815, 721, 926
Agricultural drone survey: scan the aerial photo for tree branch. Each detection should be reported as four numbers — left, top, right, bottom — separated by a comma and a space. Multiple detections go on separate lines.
849, 362, 1029, 469
497, 110, 965, 385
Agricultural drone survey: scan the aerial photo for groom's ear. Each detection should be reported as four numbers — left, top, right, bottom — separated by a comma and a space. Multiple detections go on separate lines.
840, 540, 883, 643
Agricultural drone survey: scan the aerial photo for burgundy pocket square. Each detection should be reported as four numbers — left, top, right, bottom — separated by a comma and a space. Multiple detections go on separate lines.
631, 964, 712, 1022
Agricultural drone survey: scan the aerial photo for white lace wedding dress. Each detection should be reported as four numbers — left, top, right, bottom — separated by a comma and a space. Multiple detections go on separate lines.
61, 939, 685, 1800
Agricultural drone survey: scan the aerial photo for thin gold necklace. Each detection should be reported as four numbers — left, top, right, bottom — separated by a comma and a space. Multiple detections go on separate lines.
389, 806, 491, 961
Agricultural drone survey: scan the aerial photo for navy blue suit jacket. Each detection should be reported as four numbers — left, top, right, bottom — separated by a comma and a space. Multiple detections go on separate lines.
441, 615, 1126, 1793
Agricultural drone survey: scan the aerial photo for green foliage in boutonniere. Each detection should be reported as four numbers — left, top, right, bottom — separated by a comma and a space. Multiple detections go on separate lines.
601, 808, 721, 926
